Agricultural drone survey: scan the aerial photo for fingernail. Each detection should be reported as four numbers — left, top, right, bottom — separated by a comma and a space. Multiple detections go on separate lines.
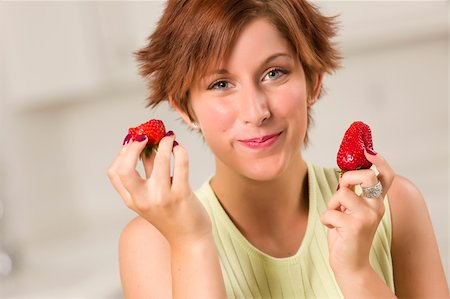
173, 140, 179, 147
336, 183, 340, 191
366, 148, 377, 155
135, 135, 147, 142
165, 130, 174, 137
122, 134, 132, 145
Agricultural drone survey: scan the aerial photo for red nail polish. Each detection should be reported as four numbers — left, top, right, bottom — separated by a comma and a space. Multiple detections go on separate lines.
366, 148, 377, 155
173, 140, 179, 147
122, 134, 132, 145
336, 183, 340, 191
165, 130, 174, 137
135, 135, 147, 142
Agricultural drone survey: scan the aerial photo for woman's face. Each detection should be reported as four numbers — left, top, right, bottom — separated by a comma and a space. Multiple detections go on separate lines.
189, 18, 312, 181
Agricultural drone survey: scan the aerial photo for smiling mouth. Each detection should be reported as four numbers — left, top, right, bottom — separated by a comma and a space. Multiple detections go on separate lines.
239, 132, 282, 143
238, 131, 283, 149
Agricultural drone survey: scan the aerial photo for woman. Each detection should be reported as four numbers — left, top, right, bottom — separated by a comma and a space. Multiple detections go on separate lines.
107, 0, 449, 298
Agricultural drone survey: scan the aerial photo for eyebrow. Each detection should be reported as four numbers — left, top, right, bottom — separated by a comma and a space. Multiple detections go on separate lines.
264, 52, 293, 65
204, 52, 293, 79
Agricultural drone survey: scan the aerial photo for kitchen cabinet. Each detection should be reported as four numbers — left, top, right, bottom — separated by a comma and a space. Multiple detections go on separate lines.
1, 2, 164, 110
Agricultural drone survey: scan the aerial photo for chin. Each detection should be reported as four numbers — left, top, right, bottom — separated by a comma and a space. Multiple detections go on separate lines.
243, 172, 282, 182
239, 156, 289, 182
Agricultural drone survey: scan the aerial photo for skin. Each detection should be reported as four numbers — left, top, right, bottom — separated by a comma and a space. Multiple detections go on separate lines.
107, 18, 449, 298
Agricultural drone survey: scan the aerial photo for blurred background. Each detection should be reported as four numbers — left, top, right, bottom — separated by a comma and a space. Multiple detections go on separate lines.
0, 1, 448, 298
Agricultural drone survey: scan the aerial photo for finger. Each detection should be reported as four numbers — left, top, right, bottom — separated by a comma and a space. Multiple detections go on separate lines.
108, 134, 141, 190
364, 150, 395, 193
340, 168, 379, 188
107, 153, 134, 208
171, 141, 189, 192
107, 169, 134, 208
142, 149, 156, 179
340, 168, 386, 207
329, 187, 363, 212
320, 209, 352, 229
150, 135, 175, 190
114, 133, 133, 157
117, 135, 148, 190
122, 133, 132, 147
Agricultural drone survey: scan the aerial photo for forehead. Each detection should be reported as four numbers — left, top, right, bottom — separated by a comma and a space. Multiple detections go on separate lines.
227, 19, 293, 65
201, 18, 294, 75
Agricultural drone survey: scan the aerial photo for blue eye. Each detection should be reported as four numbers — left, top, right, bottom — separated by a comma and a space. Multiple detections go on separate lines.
263, 68, 287, 81
209, 80, 230, 90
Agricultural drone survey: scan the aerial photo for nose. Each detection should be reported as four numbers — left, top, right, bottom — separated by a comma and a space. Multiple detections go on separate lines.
239, 85, 271, 126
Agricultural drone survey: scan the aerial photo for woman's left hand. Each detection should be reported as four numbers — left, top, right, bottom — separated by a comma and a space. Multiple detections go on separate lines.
320, 150, 395, 277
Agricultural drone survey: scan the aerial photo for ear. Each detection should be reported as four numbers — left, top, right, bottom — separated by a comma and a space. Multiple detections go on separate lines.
169, 96, 194, 125
308, 73, 324, 107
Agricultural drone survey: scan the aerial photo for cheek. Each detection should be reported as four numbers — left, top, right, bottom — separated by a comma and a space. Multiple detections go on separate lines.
271, 84, 308, 118
193, 100, 236, 139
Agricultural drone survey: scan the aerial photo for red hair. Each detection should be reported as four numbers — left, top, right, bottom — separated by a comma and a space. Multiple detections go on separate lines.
135, 0, 341, 142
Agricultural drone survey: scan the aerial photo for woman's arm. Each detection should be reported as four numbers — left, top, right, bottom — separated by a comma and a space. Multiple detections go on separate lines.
323, 174, 450, 298
119, 216, 225, 299
388, 175, 449, 298
119, 216, 172, 299
321, 151, 448, 298
321, 151, 398, 298
109, 134, 226, 299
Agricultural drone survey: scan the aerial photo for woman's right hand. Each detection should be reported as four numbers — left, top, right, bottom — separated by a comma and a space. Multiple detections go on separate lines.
107, 132, 212, 247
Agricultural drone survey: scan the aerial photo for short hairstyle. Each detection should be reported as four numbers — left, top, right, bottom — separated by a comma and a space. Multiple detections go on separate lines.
135, 0, 341, 143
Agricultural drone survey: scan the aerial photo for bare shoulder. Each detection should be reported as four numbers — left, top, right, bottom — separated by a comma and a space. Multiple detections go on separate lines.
386, 175, 449, 297
387, 174, 433, 246
120, 215, 170, 247
387, 175, 427, 215
119, 216, 172, 299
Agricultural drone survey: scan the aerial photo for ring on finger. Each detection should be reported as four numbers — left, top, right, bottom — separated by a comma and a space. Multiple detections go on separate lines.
362, 181, 383, 199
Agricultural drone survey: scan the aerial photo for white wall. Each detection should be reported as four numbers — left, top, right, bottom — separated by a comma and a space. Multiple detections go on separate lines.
0, 1, 448, 297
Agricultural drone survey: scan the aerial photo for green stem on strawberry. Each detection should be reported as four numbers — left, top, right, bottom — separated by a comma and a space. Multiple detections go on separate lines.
141, 144, 159, 160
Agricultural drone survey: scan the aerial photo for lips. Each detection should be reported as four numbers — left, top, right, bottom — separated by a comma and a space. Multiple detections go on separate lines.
239, 133, 281, 143
238, 132, 283, 149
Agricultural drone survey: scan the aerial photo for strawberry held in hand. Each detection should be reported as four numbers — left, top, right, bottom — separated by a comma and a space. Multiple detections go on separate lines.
127, 119, 166, 156
336, 121, 374, 171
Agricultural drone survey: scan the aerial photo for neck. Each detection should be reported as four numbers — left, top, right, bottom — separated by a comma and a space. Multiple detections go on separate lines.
210, 155, 309, 233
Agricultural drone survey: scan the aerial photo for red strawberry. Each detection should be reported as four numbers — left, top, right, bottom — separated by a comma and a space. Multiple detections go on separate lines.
336, 121, 374, 171
128, 119, 166, 156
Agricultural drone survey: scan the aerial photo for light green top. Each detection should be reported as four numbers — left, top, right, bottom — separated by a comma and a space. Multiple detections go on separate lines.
195, 163, 395, 299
